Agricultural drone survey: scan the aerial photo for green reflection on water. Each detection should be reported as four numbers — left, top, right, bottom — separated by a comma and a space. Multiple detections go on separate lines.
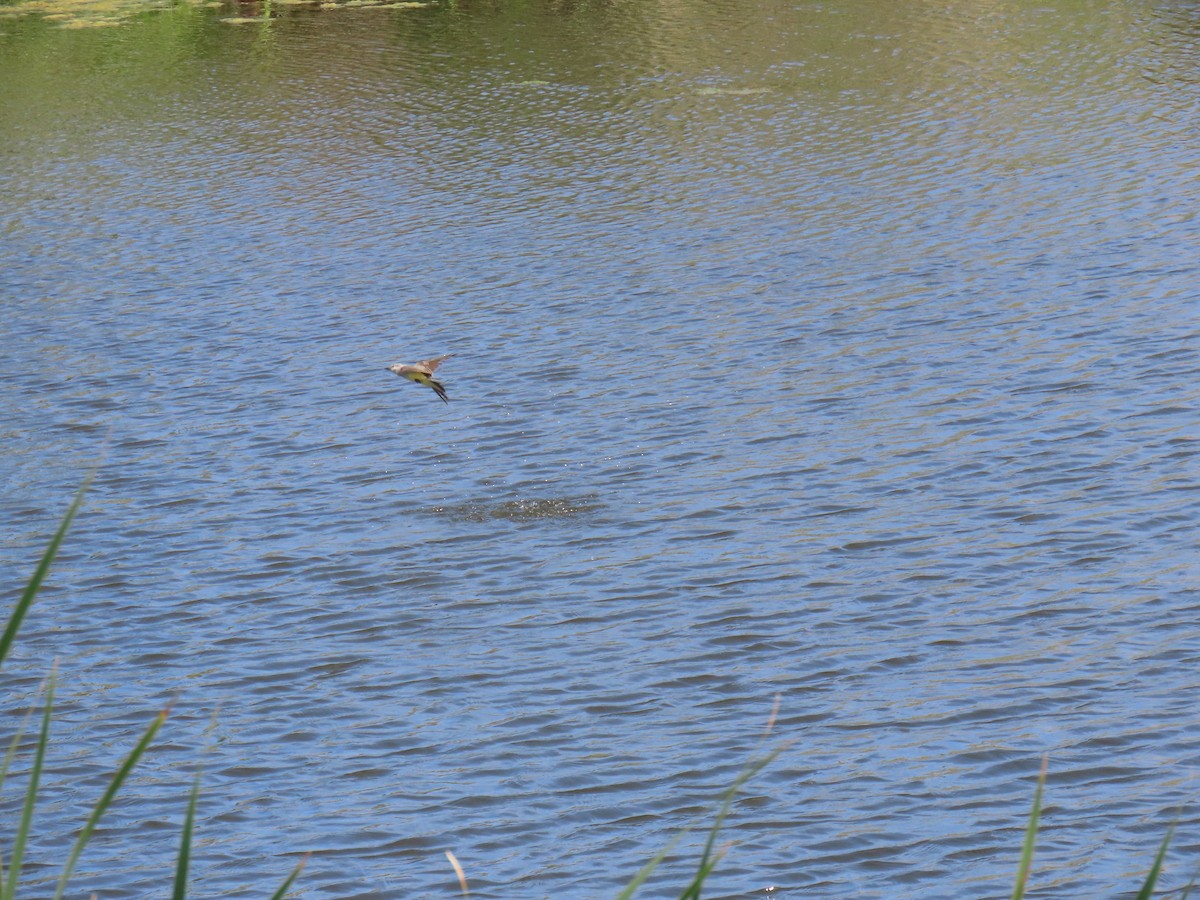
0, 0, 431, 29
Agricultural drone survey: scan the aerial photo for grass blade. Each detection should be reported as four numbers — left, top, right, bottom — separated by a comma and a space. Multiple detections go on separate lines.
172, 774, 202, 900
0, 476, 90, 670
1179, 868, 1197, 900
615, 826, 690, 900
0, 706, 38, 799
4, 666, 56, 900
677, 744, 786, 900
678, 844, 729, 900
0, 707, 35, 898
52, 707, 168, 900
266, 852, 309, 900
1132, 823, 1174, 900
1011, 756, 1048, 900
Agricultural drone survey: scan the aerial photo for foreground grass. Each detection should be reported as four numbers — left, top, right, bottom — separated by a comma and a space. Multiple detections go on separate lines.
1010, 757, 1182, 900
2, 480, 1186, 897
0, 480, 306, 898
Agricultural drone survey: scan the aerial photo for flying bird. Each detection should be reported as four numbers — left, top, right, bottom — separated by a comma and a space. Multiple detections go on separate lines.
387, 354, 452, 403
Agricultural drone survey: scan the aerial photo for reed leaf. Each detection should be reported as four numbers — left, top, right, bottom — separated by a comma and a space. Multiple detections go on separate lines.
172, 774, 202, 900
0, 477, 90, 671
614, 827, 690, 900
1011, 757, 1048, 900
0, 706, 37, 800
51, 707, 168, 900
677, 746, 784, 900
266, 852, 309, 900
678, 844, 728, 900
1132, 823, 1174, 900
3, 666, 56, 900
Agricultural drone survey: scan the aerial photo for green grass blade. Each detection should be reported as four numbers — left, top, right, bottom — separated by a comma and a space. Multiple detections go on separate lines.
5, 666, 56, 900
0, 706, 38, 799
618, 737, 787, 900
0, 477, 90, 671
678, 746, 784, 900
678, 844, 729, 900
266, 852, 309, 900
615, 827, 690, 900
1132, 824, 1174, 900
0, 715, 29, 897
1011, 757, 1048, 900
172, 774, 202, 900
51, 707, 168, 900
1179, 868, 1197, 900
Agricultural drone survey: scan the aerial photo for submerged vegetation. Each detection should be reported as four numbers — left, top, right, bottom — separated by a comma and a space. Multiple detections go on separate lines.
1, 481, 1187, 896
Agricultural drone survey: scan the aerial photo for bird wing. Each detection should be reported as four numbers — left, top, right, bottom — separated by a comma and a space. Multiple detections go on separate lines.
419, 354, 452, 373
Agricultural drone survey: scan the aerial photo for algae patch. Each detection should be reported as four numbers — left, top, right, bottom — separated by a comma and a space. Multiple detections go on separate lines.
0, 0, 207, 28
430, 496, 600, 523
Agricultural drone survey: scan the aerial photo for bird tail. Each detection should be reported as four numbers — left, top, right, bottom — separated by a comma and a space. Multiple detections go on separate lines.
429, 379, 449, 403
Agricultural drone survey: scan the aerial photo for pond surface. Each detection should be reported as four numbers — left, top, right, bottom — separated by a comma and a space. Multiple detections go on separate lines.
2, 0, 1199, 896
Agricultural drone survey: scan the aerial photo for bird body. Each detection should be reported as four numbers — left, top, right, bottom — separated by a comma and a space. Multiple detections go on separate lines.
387, 354, 452, 403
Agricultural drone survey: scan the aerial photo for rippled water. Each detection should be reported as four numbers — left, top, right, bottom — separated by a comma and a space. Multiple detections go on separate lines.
2, 1, 1199, 897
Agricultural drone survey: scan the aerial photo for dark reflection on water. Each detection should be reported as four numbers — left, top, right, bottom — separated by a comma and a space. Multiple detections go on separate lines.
1, 1, 1199, 897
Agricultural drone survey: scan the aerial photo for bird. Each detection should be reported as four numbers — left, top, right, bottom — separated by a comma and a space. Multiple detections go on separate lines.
386, 354, 452, 403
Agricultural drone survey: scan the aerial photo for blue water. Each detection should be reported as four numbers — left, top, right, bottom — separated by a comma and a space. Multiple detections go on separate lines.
1, 1, 1198, 896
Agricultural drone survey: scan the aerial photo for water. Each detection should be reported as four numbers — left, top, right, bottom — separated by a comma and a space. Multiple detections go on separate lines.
1, 1, 1198, 896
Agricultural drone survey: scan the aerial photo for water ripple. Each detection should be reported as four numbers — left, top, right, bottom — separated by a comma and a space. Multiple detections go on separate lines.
1, 0, 1199, 897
